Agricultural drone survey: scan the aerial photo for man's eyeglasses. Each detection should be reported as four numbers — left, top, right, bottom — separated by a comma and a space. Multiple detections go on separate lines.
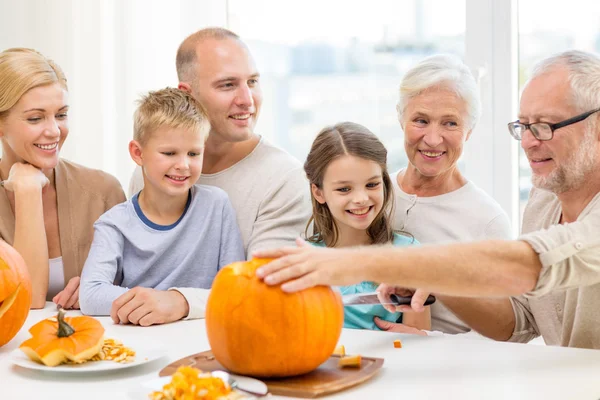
507, 107, 600, 141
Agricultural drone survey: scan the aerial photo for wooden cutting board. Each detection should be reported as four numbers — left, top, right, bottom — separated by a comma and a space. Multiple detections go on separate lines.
159, 350, 384, 398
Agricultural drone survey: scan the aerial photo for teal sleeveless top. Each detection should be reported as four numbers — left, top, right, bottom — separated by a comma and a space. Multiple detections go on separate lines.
312, 233, 418, 330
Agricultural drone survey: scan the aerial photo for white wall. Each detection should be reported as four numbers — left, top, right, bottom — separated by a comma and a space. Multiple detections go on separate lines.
0, 0, 226, 189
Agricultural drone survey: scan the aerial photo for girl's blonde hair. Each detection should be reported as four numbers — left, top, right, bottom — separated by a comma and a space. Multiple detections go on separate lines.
0, 48, 67, 120
304, 122, 396, 247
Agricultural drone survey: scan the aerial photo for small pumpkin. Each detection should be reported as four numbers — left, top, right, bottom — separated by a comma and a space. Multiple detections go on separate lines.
0, 239, 32, 347
206, 258, 344, 378
20, 309, 105, 366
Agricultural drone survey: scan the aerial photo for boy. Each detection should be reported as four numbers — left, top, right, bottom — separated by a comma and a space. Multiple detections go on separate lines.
79, 88, 244, 325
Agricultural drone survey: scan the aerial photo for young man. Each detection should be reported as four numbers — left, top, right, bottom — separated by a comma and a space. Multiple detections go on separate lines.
256, 50, 600, 350
129, 28, 311, 258
80, 88, 244, 325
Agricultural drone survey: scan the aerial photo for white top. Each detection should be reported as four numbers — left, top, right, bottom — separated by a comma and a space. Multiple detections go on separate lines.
3, 303, 600, 400
392, 169, 512, 334
129, 137, 312, 258
47, 256, 64, 301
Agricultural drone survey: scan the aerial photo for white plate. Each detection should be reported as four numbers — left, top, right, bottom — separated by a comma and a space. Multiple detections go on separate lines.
10, 340, 166, 372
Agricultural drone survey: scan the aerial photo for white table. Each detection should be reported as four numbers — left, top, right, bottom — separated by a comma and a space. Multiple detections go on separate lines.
2, 303, 600, 400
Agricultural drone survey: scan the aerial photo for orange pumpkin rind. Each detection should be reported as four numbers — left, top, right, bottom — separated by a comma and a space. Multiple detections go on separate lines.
0, 241, 32, 347
19, 309, 105, 367
206, 258, 344, 378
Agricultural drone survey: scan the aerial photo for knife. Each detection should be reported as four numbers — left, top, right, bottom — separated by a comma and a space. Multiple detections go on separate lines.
342, 292, 436, 306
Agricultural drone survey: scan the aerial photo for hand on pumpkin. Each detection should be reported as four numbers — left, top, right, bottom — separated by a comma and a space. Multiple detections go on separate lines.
254, 237, 368, 292
111, 287, 189, 326
376, 283, 431, 313
53, 276, 81, 309
2, 162, 49, 192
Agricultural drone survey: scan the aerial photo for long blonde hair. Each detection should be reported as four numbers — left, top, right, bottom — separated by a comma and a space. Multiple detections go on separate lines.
304, 122, 396, 247
0, 48, 67, 120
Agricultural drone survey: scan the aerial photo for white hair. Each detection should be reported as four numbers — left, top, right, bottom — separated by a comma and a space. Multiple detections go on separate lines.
529, 50, 600, 114
396, 54, 481, 130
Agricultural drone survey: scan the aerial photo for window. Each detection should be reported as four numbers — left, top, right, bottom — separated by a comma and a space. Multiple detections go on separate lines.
227, 0, 466, 173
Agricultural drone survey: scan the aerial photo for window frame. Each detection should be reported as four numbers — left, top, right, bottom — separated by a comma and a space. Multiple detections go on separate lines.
463, 0, 520, 237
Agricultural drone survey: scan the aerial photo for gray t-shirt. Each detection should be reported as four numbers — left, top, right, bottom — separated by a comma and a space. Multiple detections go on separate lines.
79, 184, 245, 316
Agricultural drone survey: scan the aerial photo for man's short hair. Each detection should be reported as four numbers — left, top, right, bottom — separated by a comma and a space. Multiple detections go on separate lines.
133, 87, 209, 145
530, 50, 600, 115
176, 27, 240, 83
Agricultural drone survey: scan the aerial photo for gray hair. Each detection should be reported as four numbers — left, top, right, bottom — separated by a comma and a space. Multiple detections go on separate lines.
396, 54, 481, 130
529, 50, 600, 114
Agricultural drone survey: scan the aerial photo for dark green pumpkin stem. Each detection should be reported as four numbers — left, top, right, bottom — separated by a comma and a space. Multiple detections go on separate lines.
57, 308, 75, 338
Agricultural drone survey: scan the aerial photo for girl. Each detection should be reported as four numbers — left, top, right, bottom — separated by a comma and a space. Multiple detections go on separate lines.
304, 121, 430, 331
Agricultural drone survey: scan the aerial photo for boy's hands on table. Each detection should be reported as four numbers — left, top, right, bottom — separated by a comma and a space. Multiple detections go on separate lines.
111, 287, 189, 326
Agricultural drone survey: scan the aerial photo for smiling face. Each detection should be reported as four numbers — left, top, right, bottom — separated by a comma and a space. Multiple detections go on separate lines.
401, 87, 471, 179
519, 66, 599, 193
312, 155, 385, 240
0, 83, 69, 171
132, 126, 205, 198
188, 38, 262, 144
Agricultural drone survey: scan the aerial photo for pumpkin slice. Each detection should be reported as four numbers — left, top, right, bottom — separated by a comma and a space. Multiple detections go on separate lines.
338, 355, 362, 368
333, 345, 346, 356
20, 309, 105, 367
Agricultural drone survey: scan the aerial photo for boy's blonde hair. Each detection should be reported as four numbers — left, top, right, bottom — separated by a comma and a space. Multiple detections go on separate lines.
133, 87, 209, 145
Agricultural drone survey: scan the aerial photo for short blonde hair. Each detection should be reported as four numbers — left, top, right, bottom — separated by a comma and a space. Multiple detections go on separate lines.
133, 87, 209, 145
0, 48, 67, 120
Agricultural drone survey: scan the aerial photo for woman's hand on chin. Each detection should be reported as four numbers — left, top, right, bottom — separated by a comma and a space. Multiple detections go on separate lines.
3, 162, 49, 192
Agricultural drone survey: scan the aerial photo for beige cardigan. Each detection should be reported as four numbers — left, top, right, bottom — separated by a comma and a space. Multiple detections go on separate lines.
0, 159, 126, 283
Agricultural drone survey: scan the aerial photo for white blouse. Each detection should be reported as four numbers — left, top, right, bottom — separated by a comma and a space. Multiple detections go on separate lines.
47, 256, 65, 301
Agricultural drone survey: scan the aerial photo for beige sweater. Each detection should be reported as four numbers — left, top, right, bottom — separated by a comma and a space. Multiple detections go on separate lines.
509, 187, 600, 349
0, 159, 126, 284
129, 137, 312, 257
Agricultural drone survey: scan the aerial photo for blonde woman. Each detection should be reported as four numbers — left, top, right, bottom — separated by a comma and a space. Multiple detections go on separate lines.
0, 48, 125, 309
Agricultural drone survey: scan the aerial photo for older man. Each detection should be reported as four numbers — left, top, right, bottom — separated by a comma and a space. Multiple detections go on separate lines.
255, 50, 600, 349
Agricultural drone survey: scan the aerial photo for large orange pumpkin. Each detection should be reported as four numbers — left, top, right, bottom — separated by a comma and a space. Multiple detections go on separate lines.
0, 239, 32, 347
206, 258, 344, 378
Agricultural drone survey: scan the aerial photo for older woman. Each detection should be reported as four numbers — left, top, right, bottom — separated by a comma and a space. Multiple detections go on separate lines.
0, 48, 125, 309
386, 54, 511, 334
